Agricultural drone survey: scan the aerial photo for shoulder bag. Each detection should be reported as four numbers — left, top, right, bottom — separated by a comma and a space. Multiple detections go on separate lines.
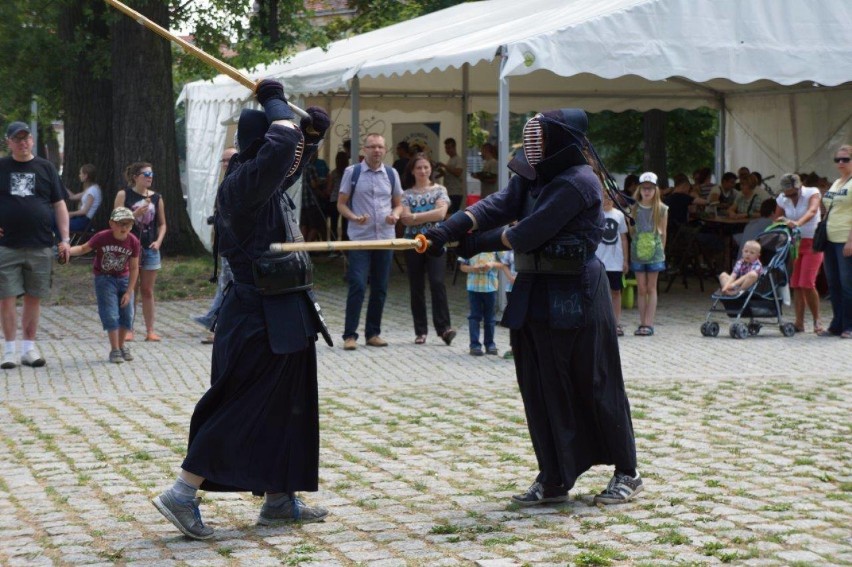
811, 201, 833, 253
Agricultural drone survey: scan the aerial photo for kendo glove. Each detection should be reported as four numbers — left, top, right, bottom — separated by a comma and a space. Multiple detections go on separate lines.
455, 226, 509, 259
424, 210, 473, 257
255, 79, 294, 122
300, 106, 330, 145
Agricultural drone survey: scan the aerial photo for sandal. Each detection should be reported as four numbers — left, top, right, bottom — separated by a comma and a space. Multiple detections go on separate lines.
145, 333, 162, 342
841, 331, 852, 339
812, 320, 825, 334
816, 329, 837, 337
414, 335, 426, 345
793, 323, 805, 333
616, 325, 624, 337
634, 325, 650, 336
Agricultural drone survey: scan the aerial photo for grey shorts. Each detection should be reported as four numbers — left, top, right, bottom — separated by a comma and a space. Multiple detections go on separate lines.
0, 246, 54, 299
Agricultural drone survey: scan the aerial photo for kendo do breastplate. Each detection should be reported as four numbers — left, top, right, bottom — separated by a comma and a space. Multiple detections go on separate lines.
251, 191, 314, 296
513, 190, 594, 275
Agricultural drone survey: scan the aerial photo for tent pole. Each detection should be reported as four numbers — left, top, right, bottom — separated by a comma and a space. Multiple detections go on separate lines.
717, 98, 726, 181
351, 75, 360, 165
462, 63, 470, 200
497, 46, 510, 192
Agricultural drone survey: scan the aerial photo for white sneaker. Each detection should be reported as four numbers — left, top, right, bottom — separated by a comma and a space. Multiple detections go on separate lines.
21, 348, 46, 368
1, 352, 16, 369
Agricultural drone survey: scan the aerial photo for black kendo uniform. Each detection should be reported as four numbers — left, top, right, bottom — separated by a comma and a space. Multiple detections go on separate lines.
181, 108, 332, 495
427, 109, 639, 504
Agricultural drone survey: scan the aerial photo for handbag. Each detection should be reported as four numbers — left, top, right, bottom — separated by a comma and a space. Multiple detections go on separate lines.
812, 202, 833, 253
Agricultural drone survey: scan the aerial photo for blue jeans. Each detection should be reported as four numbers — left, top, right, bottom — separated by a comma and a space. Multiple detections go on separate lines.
822, 241, 852, 334
94, 274, 132, 332
196, 257, 233, 329
468, 291, 496, 349
343, 249, 393, 340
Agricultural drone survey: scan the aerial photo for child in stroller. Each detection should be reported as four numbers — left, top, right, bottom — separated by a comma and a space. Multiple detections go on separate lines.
701, 225, 799, 339
718, 240, 762, 295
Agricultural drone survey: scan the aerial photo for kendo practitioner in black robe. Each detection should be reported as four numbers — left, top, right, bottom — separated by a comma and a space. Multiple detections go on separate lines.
425, 109, 642, 506
152, 80, 333, 540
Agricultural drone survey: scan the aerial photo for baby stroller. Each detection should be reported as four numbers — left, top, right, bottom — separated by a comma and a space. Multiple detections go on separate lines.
700, 225, 799, 339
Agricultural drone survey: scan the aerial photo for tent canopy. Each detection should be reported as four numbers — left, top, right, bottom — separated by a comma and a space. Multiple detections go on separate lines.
180, 0, 852, 248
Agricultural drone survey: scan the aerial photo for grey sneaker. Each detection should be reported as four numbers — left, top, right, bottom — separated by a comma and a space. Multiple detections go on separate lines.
120, 345, 133, 361
257, 494, 329, 526
511, 481, 568, 507
594, 472, 643, 505
1, 351, 16, 369
109, 349, 124, 364
152, 491, 214, 540
21, 348, 45, 367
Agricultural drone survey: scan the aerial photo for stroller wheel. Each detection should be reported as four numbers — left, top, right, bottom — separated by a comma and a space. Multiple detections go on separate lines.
707, 322, 720, 337
700, 322, 710, 336
780, 323, 797, 337
748, 323, 762, 336
729, 323, 748, 339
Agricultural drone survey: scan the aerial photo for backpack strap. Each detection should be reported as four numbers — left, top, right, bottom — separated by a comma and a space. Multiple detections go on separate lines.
347, 164, 396, 214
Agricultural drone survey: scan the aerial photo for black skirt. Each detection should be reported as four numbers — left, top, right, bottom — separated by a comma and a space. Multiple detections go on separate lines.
182, 283, 319, 493
511, 260, 637, 489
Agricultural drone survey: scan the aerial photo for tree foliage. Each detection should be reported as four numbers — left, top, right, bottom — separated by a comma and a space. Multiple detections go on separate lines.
588, 109, 718, 181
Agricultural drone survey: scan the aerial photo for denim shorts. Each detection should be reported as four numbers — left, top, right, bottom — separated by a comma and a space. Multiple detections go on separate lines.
94, 274, 133, 331
0, 246, 53, 298
140, 247, 161, 271
630, 260, 666, 273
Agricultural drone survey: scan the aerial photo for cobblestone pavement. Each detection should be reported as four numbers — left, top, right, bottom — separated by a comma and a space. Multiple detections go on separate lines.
0, 259, 850, 566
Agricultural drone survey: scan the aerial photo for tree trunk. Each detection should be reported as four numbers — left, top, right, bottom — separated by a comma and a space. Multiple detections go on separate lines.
59, 0, 115, 231
110, 0, 204, 254
643, 109, 667, 188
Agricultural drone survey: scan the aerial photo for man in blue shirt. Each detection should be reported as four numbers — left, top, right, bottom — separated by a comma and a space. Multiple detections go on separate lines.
336, 133, 403, 350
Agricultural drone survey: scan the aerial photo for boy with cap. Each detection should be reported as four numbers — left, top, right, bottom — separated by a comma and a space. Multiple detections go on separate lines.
68, 207, 140, 363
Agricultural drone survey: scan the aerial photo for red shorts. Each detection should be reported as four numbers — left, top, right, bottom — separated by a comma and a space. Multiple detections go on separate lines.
790, 238, 824, 289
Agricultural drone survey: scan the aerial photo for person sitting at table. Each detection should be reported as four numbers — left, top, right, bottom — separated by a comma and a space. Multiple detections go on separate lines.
733, 198, 776, 256
66, 163, 103, 232
728, 173, 762, 219
664, 172, 708, 235
693, 167, 715, 200
708, 172, 738, 209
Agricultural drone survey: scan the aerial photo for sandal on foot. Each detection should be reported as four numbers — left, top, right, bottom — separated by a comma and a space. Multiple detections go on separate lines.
793, 324, 805, 333
634, 325, 654, 336
145, 333, 162, 342
816, 329, 837, 337
414, 335, 426, 345
812, 321, 825, 334
842, 331, 852, 339
616, 325, 625, 337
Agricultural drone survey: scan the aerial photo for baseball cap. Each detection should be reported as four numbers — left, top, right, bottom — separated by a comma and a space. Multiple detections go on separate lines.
110, 207, 134, 222
638, 171, 658, 185
5, 122, 31, 139
779, 173, 801, 191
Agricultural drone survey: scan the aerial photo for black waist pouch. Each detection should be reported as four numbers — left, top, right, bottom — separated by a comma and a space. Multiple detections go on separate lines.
252, 251, 313, 295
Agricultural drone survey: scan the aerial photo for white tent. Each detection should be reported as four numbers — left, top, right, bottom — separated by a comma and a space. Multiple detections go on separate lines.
180, 0, 852, 248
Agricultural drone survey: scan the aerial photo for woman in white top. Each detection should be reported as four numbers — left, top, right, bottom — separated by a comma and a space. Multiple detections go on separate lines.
67, 163, 102, 231
774, 173, 823, 333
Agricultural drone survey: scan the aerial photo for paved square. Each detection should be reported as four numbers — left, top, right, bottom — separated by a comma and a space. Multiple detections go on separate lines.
0, 262, 849, 565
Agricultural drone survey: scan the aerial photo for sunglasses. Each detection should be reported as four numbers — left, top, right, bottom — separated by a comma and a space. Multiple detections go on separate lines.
140, 171, 154, 178
834, 157, 851, 164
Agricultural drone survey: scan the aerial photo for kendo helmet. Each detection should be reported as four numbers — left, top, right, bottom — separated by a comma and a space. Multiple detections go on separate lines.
508, 108, 589, 181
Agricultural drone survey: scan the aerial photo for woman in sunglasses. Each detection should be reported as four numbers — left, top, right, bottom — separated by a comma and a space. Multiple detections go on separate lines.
114, 162, 168, 342
819, 144, 852, 338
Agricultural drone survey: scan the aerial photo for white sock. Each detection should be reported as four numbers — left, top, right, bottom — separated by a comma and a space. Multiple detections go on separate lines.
22, 340, 34, 353
4, 341, 16, 354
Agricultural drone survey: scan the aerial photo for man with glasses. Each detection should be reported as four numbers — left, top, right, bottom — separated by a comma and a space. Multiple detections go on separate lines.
337, 133, 403, 350
0, 121, 71, 369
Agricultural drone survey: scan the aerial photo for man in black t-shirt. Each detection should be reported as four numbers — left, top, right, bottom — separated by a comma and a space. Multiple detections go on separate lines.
0, 121, 70, 369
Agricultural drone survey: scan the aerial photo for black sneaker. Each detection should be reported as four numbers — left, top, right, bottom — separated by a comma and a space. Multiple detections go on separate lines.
152, 491, 214, 540
594, 472, 643, 505
257, 494, 329, 526
511, 481, 568, 507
